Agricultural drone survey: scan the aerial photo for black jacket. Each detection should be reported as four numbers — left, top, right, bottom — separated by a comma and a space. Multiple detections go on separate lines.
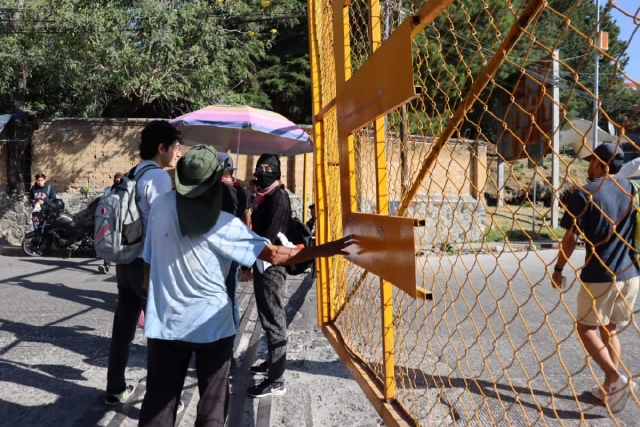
251, 187, 290, 244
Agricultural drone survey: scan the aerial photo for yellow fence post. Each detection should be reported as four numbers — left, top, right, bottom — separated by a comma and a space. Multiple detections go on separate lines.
307, 0, 331, 325
369, 0, 395, 402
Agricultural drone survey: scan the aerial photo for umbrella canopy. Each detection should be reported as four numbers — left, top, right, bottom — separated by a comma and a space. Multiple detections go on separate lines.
560, 118, 616, 159
170, 105, 312, 156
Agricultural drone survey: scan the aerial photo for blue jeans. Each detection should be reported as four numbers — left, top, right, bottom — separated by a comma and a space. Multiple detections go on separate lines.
226, 261, 240, 330
32, 211, 41, 229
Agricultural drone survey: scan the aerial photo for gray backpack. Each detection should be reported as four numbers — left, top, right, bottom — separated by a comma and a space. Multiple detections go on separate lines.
94, 164, 158, 264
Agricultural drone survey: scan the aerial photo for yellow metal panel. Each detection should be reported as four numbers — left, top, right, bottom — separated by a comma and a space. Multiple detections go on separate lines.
411, 0, 456, 37
343, 212, 418, 297
337, 18, 417, 134
307, 0, 330, 325
370, 0, 396, 402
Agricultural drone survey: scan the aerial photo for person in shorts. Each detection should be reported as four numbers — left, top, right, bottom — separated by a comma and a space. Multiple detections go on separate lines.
552, 142, 639, 413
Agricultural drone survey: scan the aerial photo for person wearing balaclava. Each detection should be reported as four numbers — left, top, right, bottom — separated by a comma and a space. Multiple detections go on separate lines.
246, 153, 292, 398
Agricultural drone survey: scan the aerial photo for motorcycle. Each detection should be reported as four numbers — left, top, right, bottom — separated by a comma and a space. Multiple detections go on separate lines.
22, 199, 95, 257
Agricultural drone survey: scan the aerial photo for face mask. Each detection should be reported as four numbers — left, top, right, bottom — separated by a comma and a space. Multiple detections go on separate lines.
255, 170, 278, 188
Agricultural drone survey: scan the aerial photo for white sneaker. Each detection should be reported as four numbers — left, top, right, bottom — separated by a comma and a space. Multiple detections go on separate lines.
590, 385, 604, 401
606, 377, 637, 413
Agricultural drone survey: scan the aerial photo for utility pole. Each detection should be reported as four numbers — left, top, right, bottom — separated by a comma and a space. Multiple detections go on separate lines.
592, 0, 600, 150
552, 50, 560, 229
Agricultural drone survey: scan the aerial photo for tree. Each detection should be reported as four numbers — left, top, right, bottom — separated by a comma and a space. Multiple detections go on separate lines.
0, 0, 303, 118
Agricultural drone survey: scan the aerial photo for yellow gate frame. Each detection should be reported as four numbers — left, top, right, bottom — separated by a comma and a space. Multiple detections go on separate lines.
307, 0, 546, 424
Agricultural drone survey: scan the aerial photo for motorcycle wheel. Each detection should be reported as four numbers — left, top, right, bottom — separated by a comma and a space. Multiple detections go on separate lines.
22, 235, 52, 257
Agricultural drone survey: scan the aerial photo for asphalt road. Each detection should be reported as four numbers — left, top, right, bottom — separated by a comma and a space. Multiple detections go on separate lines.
335, 248, 640, 426
0, 254, 381, 427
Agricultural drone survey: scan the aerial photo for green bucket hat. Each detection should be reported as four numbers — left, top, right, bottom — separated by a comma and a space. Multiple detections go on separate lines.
175, 145, 227, 236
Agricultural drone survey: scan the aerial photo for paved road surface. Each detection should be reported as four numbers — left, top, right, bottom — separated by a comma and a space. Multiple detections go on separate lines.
0, 254, 381, 426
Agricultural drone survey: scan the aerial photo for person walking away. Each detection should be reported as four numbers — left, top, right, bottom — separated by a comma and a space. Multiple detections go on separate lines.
246, 153, 293, 398
138, 145, 354, 426
105, 120, 181, 406
28, 172, 57, 229
98, 172, 123, 274
218, 152, 251, 329
551, 142, 639, 414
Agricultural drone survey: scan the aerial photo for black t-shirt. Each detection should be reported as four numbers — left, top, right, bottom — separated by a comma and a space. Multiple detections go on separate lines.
251, 187, 290, 244
221, 182, 249, 219
560, 177, 639, 282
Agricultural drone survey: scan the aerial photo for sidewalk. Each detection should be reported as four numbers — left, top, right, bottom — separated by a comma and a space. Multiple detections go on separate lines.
180, 273, 383, 427
89, 272, 383, 426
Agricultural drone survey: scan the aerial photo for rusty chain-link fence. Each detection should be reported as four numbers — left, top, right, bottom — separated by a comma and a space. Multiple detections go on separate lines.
308, 0, 640, 425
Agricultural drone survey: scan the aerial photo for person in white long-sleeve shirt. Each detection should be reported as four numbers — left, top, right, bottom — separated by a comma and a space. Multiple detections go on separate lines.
105, 121, 181, 406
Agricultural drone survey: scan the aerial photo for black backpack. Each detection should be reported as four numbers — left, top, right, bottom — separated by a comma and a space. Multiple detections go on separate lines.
280, 189, 314, 276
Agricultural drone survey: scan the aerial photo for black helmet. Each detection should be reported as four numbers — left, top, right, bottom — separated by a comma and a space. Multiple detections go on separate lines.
48, 199, 65, 211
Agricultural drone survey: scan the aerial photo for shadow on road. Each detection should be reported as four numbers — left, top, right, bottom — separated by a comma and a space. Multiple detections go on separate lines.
0, 257, 146, 426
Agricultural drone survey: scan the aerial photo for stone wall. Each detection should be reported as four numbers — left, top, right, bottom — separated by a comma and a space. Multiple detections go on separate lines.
0, 190, 304, 246
29, 118, 313, 203
354, 136, 488, 211
403, 195, 486, 248
0, 142, 8, 190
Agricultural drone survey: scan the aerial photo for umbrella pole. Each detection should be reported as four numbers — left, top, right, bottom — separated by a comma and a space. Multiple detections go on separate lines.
235, 132, 241, 183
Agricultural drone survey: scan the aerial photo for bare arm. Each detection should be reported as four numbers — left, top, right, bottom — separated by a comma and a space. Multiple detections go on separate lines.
258, 235, 354, 266
551, 226, 578, 288
242, 209, 251, 226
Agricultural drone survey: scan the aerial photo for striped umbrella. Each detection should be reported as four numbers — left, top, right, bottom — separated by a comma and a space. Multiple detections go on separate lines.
169, 105, 312, 157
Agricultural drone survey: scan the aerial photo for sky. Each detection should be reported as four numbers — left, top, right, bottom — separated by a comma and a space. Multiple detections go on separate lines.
608, 0, 640, 83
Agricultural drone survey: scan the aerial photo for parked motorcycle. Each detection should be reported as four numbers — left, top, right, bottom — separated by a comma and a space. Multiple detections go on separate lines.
22, 199, 95, 257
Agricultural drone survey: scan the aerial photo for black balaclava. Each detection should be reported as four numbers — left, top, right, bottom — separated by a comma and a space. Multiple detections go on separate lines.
254, 153, 281, 188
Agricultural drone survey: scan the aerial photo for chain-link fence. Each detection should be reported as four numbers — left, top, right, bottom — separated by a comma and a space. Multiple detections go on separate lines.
309, 0, 640, 424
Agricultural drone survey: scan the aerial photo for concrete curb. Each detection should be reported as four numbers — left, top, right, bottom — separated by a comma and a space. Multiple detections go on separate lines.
0, 244, 24, 256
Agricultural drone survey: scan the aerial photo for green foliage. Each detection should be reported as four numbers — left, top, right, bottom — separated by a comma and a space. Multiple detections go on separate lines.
80, 185, 90, 197
400, 0, 639, 139
0, 0, 305, 118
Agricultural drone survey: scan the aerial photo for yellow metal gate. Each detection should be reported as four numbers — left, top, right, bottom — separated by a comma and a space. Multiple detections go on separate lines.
308, 0, 640, 425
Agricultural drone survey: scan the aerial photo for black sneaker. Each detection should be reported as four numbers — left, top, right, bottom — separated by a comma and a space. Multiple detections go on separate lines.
105, 384, 136, 405
249, 360, 269, 376
248, 379, 286, 398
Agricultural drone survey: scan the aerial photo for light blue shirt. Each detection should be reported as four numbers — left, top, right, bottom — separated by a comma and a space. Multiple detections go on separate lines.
142, 192, 268, 343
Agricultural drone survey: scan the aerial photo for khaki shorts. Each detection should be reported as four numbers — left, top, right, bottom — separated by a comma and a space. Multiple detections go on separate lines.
576, 277, 639, 326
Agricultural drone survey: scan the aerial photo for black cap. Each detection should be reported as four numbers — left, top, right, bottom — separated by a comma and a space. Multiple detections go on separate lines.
584, 142, 623, 164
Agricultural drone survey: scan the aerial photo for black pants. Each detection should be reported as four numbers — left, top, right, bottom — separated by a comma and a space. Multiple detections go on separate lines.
139, 336, 234, 427
253, 265, 287, 382
106, 258, 146, 395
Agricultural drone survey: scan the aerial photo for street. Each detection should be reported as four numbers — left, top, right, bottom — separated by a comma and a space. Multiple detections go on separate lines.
0, 254, 381, 426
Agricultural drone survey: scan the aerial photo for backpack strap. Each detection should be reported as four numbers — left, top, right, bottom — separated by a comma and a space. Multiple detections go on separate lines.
631, 181, 640, 206
131, 163, 160, 181
279, 186, 295, 217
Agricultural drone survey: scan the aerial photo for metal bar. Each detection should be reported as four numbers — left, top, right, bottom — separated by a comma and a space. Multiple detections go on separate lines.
303, 153, 308, 224
323, 324, 415, 427
593, 0, 600, 150
410, 0, 455, 37
336, 2, 358, 216
313, 98, 337, 122
551, 49, 560, 229
396, 0, 547, 217
307, 0, 331, 324
370, 0, 395, 402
